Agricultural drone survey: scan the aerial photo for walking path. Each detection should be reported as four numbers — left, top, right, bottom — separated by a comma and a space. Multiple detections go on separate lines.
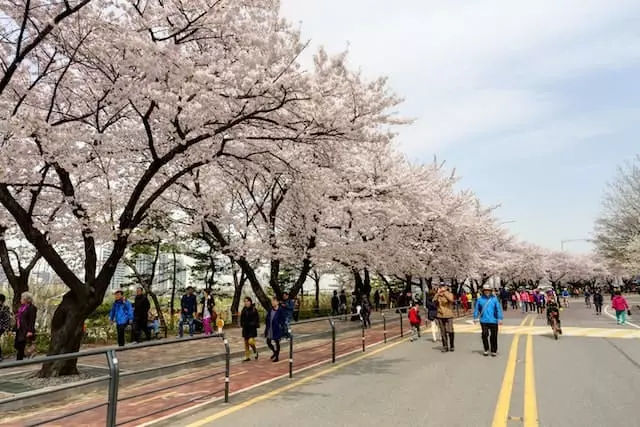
163, 304, 640, 427
0, 318, 408, 426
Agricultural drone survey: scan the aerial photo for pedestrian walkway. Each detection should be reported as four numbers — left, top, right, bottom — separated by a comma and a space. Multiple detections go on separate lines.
0, 322, 405, 426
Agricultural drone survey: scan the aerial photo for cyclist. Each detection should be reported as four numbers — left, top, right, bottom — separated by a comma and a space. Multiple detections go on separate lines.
546, 291, 562, 335
561, 288, 570, 308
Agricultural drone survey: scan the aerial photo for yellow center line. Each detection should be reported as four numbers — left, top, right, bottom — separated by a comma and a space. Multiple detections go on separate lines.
492, 315, 529, 427
524, 317, 539, 427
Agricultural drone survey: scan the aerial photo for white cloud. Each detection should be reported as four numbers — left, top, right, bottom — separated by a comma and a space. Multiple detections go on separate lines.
280, 0, 640, 156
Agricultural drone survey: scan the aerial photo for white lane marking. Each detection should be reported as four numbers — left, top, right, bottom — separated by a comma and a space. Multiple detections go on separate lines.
604, 305, 640, 329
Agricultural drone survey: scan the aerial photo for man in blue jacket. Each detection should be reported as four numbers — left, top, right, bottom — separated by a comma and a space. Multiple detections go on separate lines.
473, 285, 504, 357
110, 290, 133, 347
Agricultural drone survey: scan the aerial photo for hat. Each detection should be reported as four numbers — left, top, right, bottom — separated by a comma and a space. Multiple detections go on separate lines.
482, 284, 492, 291
113, 289, 123, 294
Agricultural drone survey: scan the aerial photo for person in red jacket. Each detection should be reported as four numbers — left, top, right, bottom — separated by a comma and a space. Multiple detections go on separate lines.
409, 302, 422, 342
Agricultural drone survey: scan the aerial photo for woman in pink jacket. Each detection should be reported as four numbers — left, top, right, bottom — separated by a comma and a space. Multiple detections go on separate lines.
611, 291, 630, 325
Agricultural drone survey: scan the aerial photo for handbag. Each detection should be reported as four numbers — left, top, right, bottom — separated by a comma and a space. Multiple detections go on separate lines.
627, 310, 632, 316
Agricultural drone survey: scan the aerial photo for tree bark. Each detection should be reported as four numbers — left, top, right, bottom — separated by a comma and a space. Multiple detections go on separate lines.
314, 273, 320, 313
38, 291, 99, 377
230, 270, 246, 325
0, 231, 41, 313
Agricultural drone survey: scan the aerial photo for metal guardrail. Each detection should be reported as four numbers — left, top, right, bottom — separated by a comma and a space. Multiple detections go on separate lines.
0, 333, 228, 427
1, 306, 421, 426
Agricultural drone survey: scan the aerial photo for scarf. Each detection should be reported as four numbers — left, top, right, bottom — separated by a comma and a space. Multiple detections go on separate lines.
16, 303, 28, 329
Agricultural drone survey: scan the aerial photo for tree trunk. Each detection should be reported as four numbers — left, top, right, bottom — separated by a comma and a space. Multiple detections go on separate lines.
314, 276, 320, 313
230, 271, 246, 325
404, 274, 412, 294
10, 275, 29, 314
38, 291, 99, 377
269, 259, 282, 299
353, 268, 364, 295
362, 268, 371, 301
236, 258, 271, 310
169, 251, 177, 329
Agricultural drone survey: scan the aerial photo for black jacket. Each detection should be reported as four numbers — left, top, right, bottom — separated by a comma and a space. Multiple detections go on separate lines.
594, 293, 604, 305
240, 306, 260, 339
201, 295, 215, 319
15, 304, 37, 343
134, 294, 151, 322
181, 294, 197, 316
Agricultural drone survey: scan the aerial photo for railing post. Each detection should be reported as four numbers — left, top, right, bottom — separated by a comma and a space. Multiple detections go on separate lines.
224, 336, 230, 403
361, 321, 366, 352
399, 311, 404, 338
288, 328, 293, 379
106, 350, 120, 427
382, 313, 387, 343
329, 319, 336, 363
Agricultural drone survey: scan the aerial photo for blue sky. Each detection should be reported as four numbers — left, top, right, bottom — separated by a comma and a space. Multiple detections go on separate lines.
280, 0, 640, 253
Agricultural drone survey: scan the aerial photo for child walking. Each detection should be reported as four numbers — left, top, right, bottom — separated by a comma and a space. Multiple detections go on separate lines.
409, 302, 422, 342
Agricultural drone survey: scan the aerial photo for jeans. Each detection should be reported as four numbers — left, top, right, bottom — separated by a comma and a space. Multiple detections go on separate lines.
616, 310, 627, 324
179, 314, 194, 337
595, 304, 602, 314
481, 323, 499, 353
116, 324, 127, 347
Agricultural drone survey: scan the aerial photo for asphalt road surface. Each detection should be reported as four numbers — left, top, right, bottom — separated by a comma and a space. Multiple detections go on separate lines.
158, 297, 640, 427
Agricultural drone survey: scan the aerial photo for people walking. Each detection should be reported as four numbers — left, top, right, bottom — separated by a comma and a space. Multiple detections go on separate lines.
201, 288, 216, 335
133, 287, 151, 343
339, 290, 348, 320
265, 297, 285, 362
593, 290, 603, 315
240, 297, 259, 362
179, 286, 197, 338
433, 284, 455, 352
0, 294, 11, 362
408, 302, 422, 342
331, 291, 340, 316
425, 291, 439, 342
110, 290, 133, 347
611, 291, 630, 325
474, 285, 504, 357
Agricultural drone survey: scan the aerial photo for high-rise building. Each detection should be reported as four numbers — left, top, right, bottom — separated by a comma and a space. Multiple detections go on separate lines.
100, 245, 130, 291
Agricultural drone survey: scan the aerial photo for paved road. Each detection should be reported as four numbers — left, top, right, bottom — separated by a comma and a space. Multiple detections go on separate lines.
165, 299, 640, 427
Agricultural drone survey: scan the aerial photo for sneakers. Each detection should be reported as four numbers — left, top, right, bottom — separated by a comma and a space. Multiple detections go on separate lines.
483, 351, 489, 357
491, 353, 497, 357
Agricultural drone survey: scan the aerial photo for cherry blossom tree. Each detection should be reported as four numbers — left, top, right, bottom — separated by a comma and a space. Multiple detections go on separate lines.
594, 155, 640, 273
0, 0, 336, 376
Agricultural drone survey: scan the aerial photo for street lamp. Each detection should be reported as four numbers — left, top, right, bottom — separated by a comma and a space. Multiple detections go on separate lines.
560, 238, 592, 251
